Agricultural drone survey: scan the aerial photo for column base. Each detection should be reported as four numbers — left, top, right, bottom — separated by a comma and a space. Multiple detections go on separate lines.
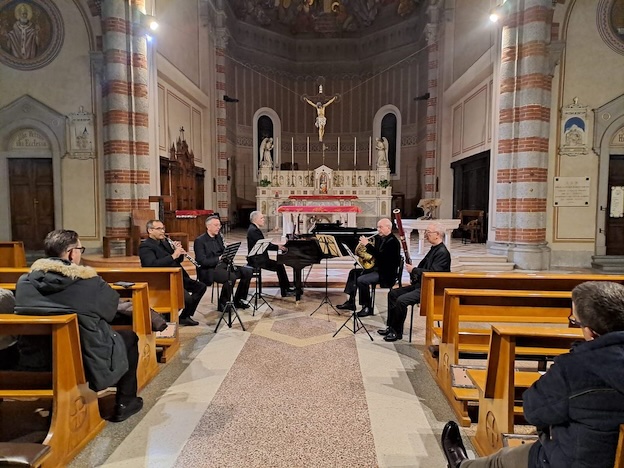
487, 242, 551, 270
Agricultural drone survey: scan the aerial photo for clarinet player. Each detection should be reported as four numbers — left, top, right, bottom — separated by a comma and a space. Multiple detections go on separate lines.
139, 219, 207, 326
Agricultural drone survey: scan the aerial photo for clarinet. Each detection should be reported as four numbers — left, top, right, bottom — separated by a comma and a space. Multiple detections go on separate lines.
166, 237, 201, 268
393, 208, 412, 265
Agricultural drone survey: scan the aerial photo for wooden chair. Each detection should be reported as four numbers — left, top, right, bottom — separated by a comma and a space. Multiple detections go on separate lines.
458, 210, 484, 244
130, 209, 188, 256
0, 241, 27, 267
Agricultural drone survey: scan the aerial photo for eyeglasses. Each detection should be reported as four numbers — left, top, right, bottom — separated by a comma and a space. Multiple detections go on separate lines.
568, 312, 584, 328
69, 246, 86, 254
150, 227, 166, 231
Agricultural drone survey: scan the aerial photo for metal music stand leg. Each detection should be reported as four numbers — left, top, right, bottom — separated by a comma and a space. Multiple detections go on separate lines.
310, 258, 339, 316
248, 269, 273, 316
214, 265, 246, 333
333, 307, 374, 340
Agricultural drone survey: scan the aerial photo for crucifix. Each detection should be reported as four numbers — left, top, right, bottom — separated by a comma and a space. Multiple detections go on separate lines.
302, 77, 340, 142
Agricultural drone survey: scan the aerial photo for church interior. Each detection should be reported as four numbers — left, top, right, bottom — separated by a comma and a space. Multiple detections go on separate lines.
1, 0, 624, 466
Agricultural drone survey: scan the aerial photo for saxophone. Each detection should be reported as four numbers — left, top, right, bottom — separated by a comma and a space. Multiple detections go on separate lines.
355, 235, 376, 270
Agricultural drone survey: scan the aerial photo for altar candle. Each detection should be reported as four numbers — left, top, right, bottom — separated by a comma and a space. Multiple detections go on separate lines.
337, 137, 340, 167
353, 137, 357, 168
291, 137, 294, 167
275, 136, 279, 168
368, 136, 372, 167
307, 137, 310, 166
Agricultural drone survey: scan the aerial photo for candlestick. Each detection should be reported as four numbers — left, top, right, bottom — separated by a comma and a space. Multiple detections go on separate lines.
291, 137, 294, 168
368, 136, 372, 167
307, 137, 310, 167
275, 136, 278, 168
337, 137, 340, 168
353, 137, 357, 169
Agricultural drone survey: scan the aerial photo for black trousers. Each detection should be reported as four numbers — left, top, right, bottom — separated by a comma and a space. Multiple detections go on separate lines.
116, 329, 139, 404
344, 268, 379, 307
214, 264, 253, 305
181, 279, 207, 319
255, 258, 291, 294
387, 284, 421, 335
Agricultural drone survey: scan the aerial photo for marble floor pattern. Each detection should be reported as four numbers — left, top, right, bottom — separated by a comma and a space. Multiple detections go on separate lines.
69, 285, 462, 468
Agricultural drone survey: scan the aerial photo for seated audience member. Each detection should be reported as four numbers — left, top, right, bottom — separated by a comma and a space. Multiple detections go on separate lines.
441, 280, 624, 468
336, 218, 401, 317
247, 211, 295, 297
195, 215, 253, 310
0, 288, 18, 369
139, 219, 207, 326
381, 222, 450, 342
14, 230, 143, 422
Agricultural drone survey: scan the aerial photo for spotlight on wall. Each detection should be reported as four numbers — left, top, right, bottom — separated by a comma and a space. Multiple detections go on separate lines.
223, 95, 239, 103
413, 92, 430, 101
144, 14, 159, 31
489, 6, 503, 23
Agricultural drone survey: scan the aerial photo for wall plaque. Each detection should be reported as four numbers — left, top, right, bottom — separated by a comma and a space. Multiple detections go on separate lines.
553, 177, 591, 207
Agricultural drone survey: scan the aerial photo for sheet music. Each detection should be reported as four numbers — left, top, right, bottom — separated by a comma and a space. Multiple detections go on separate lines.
342, 243, 365, 268
248, 238, 272, 257
315, 234, 341, 257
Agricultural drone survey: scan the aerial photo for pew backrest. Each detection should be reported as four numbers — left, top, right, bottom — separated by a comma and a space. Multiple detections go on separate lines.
0, 242, 27, 267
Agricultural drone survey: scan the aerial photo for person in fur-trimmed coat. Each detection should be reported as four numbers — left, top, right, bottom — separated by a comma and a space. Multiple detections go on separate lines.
14, 229, 143, 422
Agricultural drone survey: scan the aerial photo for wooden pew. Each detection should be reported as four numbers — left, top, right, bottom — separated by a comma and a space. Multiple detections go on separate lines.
0, 314, 106, 468
420, 272, 624, 361
466, 325, 584, 457
434, 288, 572, 426
0, 241, 27, 267
0, 267, 185, 363
111, 283, 159, 391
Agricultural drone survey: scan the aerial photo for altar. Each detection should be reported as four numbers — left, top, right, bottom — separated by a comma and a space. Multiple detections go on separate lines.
277, 205, 361, 237
401, 219, 461, 254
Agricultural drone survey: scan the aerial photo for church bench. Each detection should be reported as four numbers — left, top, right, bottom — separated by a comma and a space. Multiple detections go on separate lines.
111, 282, 159, 391
0, 314, 106, 468
465, 325, 583, 457
0, 267, 184, 363
0, 442, 51, 467
420, 272, 624, 360
432, 288, 572, 426
0, 241, 27, 268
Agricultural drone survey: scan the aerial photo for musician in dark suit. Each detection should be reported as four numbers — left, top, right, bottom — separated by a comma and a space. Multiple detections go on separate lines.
247, 211, 295, 297
194, 215, 253, 311
381, 222, 450, 342
139, 219, 207, 326
336, 218, 401, 317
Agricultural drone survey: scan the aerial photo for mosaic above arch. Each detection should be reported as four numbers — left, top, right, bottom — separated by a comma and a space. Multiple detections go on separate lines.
597, 0, 624, 56
0, 0, 64, 70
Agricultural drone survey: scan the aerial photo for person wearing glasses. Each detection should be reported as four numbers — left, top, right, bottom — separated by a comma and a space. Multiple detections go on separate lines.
381, 222, 451, 342
13, 230, 143, 422
139, 219, 207, 326
441, 281, 624, 468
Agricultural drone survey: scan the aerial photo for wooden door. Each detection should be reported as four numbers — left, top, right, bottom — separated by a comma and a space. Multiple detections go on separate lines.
606, 154, 624, 255
9, 158, 55, 250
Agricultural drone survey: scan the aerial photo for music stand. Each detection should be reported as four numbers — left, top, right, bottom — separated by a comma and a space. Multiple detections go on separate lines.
214, 242, 245, 333
247, 238, 274, 315
333, 243, 374, 340
310, 234, 341, 316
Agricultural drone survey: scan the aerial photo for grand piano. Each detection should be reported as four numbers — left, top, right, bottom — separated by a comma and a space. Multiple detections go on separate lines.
277, 223, 378, 301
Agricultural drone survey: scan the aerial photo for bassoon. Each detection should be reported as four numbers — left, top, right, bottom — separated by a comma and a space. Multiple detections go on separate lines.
393, 208, 412, 265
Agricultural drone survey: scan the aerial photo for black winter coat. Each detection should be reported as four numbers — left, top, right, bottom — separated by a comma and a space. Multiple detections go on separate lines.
524, 331, 624, 468
14, 258, 126, 391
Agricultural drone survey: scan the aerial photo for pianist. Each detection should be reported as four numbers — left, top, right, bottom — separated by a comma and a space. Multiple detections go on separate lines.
247, 211, 296, 297
194, 215, 253, 311
336, 218, 401, 317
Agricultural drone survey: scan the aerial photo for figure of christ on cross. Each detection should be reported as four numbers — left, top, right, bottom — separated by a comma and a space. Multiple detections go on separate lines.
302, 81, 339, 142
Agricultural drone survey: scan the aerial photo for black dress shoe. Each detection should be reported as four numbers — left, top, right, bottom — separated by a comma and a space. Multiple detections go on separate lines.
111, 397, 143, 422
377, 327, 390, 336
235, 300, 250, 309
441, 421, 468, 468
281, 289, 296, 297
383, 330, 402, 342
179, 317, 199, 326
337, 300, 356, 310
356, 307, 373, 317
428, 344, 440, 358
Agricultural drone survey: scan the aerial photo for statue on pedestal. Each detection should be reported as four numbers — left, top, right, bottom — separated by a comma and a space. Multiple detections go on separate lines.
376, 137, 389, 168
259, 137, 274, 167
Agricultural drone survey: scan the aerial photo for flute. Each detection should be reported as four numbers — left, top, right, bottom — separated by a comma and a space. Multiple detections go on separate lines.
166, 237, 201, 268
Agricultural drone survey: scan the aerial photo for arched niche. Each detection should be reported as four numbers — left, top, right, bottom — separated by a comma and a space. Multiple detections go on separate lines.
253, 107, 282, 181
373, 104, 402, 178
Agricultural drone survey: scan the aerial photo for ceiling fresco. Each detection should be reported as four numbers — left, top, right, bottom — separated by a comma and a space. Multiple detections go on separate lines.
230, 0, 423, 37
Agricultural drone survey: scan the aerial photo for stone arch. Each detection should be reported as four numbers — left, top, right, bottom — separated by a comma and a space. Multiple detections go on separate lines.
253, 107, 282, 181
373, 104, 402, 178
593, 94, 624, 255
0, 95, 65, 240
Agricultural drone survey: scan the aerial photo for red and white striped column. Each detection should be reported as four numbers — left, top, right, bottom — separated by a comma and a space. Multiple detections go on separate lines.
215, 31, 229, 220
101, 0, 150, 237
425, 39, 439, 198
492, 0, 554, 269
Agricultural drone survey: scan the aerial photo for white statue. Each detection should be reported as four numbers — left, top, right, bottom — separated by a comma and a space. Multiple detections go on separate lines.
259, 137, 274, 167
376, 137, 389, 168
